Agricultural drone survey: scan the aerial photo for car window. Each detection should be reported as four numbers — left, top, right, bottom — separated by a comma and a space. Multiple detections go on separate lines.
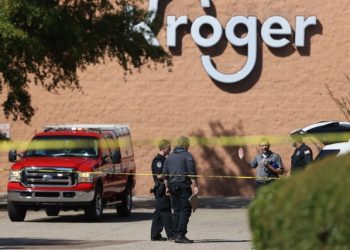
100, 138, 112, 163
119, 135, 134, 158
315, 149, 340, 162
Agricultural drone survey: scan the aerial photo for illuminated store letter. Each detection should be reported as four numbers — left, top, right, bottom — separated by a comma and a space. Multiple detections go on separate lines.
295, 16, 317, 47
201, 16, 257, 84
191, 16, 223, 48
261, 16, 292, 48
167, 16, 189, 47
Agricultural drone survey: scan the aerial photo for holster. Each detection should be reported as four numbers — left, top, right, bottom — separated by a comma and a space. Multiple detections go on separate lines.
155, 182, 166, 196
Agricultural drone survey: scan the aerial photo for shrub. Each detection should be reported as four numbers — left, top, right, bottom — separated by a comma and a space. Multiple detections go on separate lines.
249, 155, 350, 250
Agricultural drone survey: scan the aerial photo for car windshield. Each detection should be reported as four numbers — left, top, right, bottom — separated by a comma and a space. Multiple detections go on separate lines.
24, 136, 98, 158
315, 149, 340, 162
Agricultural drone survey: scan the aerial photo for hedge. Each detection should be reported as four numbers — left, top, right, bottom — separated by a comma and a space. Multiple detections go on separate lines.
249, 154, 350, 250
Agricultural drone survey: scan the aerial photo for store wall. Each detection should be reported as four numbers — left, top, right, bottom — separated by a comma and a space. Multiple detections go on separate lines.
1, 0, 350, 196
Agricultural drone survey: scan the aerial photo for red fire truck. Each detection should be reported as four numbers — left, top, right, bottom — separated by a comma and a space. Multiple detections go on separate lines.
7, 124, 136, 221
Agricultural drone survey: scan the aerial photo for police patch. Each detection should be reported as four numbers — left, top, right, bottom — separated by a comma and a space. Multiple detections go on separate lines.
156, 162, 162, 168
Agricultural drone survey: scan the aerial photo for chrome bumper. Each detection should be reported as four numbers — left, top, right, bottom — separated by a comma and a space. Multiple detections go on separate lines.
8, 190, 95, 203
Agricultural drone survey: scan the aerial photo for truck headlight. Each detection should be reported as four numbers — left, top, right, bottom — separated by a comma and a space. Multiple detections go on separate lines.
9, 170, 22, 182
77, 172, 93, 183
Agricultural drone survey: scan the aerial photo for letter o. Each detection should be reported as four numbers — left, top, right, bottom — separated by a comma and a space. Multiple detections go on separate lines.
191, 16, 223, 48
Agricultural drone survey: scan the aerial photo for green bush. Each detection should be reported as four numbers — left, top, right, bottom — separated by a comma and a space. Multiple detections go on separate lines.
249, 155, 350, 250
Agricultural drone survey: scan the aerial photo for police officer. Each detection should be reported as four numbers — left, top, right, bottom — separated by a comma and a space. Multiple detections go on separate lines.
150, 139, 174, 241
290, 136, 313, 173
163, 136, 198, 244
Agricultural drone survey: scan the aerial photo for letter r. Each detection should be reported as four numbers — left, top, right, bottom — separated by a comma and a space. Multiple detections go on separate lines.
167, 16, 189, 47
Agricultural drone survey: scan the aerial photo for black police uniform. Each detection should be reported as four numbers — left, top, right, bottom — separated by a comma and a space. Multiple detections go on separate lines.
150, 153, 174, 240
291, 143, 313, 171
162, 147, 197, 240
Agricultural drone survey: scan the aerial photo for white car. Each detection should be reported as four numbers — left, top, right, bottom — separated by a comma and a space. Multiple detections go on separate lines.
290, 121, 350, 161
315, 140, 350, 161
290, 121, 350, 145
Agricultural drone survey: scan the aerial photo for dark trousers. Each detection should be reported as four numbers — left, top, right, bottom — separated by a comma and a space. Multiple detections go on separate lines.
256, 180, 274, 191
151, 184, 174, 239
169, 182, 192, 238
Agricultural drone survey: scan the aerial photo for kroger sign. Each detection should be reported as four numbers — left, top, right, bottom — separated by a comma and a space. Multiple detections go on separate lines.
135, 0, 317, 84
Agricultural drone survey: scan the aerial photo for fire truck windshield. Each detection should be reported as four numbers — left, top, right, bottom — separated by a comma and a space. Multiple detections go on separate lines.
24, 136, 98, 158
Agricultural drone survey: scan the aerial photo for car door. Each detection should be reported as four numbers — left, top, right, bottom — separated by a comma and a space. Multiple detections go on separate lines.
99, 137, 115, 199
104, 135, 124, 194
118, 134, 135, 190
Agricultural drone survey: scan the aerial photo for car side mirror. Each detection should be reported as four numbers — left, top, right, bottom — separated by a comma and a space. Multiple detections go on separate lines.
111, 150, 121, 164
102, 154, 109, 163
9, 150, 18, 162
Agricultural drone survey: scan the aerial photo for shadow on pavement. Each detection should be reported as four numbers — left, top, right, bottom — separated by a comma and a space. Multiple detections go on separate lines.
27, 211, 153, 223
134, 196, 252, 209
0, 238, 139, 249
194, 239, 251, 243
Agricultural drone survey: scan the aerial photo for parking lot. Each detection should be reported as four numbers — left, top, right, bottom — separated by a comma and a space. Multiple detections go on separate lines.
0, 197, 252, 250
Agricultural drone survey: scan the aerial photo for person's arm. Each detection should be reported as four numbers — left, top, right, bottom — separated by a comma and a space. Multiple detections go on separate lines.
265, 161, 284, 175
303, 147, 313, 166
265, 155, 284, 175
191, 178, 199, 194
162, 160, 170, 196
164, 179, 170, 196
238, 147, 257, 168
186, 153, 199, 194
152, 159, 164, 183
151, 159, 159, 184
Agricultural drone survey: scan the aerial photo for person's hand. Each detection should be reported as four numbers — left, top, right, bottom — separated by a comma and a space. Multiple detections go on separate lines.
193, 185, 199, 195
238, 147, 244, 160
165, 187, 170, 196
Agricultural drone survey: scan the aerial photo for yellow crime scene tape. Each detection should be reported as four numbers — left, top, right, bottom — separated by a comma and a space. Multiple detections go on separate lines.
0, 132, 350, 151
0, 167, 278, 181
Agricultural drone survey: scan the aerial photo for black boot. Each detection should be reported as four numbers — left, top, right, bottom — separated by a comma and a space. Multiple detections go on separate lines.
175, 236, 193, 243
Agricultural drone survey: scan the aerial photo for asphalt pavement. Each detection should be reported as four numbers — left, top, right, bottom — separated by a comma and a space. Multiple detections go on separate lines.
0, 197, 253, 249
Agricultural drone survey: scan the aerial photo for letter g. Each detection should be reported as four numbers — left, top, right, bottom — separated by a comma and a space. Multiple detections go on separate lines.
202, 16, 257, 84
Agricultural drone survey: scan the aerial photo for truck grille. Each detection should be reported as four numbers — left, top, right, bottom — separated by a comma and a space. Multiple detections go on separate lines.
22, 167, 77, 187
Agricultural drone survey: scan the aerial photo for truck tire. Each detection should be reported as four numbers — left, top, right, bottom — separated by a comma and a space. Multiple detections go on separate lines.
45, 208, 60, 216
84, 186, 103, 221
117, 184, 132, 217
8, 201, 27, 222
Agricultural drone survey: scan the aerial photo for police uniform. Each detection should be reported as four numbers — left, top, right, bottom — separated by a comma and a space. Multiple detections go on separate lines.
162, 147, 197, 241
150, 153, 174, 240
291, 143, 313, 172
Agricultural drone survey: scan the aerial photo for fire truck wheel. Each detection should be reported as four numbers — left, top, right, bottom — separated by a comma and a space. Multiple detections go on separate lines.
45, 208, 60, 216
84, 186, 103, 221
117, 184, 132, 217
8, 201, 27, 222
